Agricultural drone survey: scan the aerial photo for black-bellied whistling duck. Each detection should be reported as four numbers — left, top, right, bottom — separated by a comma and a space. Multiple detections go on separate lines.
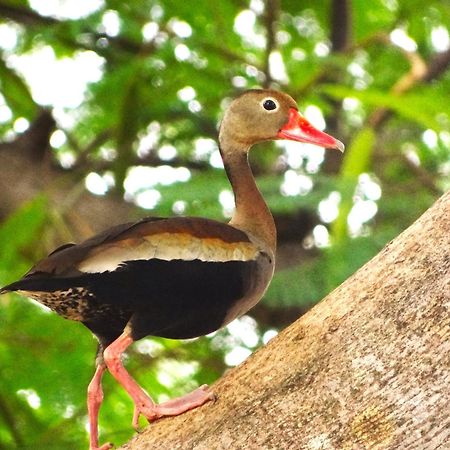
0, 89, 343, 450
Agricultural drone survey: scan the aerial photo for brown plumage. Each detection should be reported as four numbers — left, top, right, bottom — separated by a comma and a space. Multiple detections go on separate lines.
0, 89, 343, 450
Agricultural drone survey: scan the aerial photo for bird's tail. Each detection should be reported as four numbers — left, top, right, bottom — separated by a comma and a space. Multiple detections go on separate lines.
1, 276, 74, 294
0, 279, 31, 294
0, 284, 13, 295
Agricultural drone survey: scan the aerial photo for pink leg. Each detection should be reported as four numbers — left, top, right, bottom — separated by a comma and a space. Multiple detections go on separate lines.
103, 332, 215, 429
87, 364, 113, 450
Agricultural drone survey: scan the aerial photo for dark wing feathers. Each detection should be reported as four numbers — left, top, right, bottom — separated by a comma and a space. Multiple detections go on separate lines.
47, 243, 77, 256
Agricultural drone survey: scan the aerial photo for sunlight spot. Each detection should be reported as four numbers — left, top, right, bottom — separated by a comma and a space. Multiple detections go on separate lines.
318, 191, 341, 223
304, 105, 326, 130
101, 10, 120, 37
188, 99, 202, 113
291, 48, 306, 61
219, 189, 235, 218
210, 150, 224, 168
50, 129, 67, 148
250, 0, 265, 14
0, 104, 12, 123
194, 138, 217, 160
342, 97, 365, 126
402, 144, 420, 166
281, 170, 313, 196
169, 19, 192, 38
343, 97, 360, 111
304, 145, 325, 173
138, 122, 161, 157
177, 86, 196, 102
348, 200, 378, 235
431, 26, 450, 52
85, 172, 108, 195
13, 117, 29, 133
225, 346, 252, 366
158, 144, 177, 161
135, 189, 161, 209
262, 329, 278, 344
151, 4, 164, 21
135, 339, 164, 356
174, 43, 190, 61
313, 224, 329, 248
103, 172, 115, 189
358, 174, 382, 201
99, 147, 117, 162
390, 28, 417, 52
52, 107, 75, 129
172, 200, 187, 215
29, 0, 104, 19
17, 389, 41, 409
232, 76, 247, 88
0, 23, 18, 50
157, 359, 198, 387
62, 404, 76, 419
348, 61, 366, 78
8, 47, 104, 108
314, 42, 330, 57
245, 65, 259, 78
227, 316, 259, 348
124, 166, 191, 196
234, 10, 256, 36
278, 140, 325, 172
58, 150, 76, 169
276, 30, 291, 45
382, 0, 398, 10
422, 129, 438, 148
142, 22, 159, 42
269, 51, 288, 82
440, 131, 450, 147
234, 9, 266, 48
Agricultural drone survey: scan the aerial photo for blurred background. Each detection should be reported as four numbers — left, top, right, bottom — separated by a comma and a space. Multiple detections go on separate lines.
0, 0, 449, 448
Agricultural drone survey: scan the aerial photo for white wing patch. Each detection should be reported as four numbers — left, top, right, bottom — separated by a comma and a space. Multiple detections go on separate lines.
78, 232, 259, 273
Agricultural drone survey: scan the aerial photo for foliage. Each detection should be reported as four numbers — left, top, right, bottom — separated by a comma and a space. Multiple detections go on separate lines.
0, 0, 449, 448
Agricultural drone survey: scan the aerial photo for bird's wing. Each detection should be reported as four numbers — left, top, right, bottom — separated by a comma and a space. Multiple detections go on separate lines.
24, 217, 259, 278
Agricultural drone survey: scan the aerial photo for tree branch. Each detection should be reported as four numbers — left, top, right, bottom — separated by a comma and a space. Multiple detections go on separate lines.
0, 1, 57, 25
330, 0, 351, 52
262, 0, 279, 88
368, 46, 450, 130
121, 190, 450, 449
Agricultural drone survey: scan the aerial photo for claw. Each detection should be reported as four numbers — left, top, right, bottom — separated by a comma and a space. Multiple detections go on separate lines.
104, 334, 215, 433
132, 405, 141, 432
131, 385, 215, 427
90, 442, 113, 450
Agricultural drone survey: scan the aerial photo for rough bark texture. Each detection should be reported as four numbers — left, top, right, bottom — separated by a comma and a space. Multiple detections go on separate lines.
121, 190, 450, 450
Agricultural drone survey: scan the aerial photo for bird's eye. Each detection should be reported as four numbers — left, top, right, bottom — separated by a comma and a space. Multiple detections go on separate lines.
262, 99, 278, 111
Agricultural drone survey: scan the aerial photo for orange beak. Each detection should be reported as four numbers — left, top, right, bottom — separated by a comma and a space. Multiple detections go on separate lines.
278, 108, 345, 152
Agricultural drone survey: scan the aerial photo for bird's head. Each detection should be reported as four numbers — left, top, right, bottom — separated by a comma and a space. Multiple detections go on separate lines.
219, 89, 344, 153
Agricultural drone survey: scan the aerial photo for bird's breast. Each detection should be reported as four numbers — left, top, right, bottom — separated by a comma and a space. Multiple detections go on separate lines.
220, 250, 274, 326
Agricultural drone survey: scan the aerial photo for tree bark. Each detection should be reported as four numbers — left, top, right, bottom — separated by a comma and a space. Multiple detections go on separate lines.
121, 190, 450, 450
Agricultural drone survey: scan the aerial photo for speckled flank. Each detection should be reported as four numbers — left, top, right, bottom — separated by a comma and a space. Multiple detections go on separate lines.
18, 288, 112, 321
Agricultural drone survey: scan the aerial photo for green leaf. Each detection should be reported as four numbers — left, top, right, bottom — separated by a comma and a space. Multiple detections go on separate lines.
331, 127, 376, 242
0, 55, 37, 119
321, 84, 446, 131
0, 195, 49, 283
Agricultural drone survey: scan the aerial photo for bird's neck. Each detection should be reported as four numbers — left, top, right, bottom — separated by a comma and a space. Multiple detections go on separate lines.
220, 145, 276, 254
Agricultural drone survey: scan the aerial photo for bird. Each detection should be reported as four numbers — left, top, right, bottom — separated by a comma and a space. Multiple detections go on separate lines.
0, 89, 344, 450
